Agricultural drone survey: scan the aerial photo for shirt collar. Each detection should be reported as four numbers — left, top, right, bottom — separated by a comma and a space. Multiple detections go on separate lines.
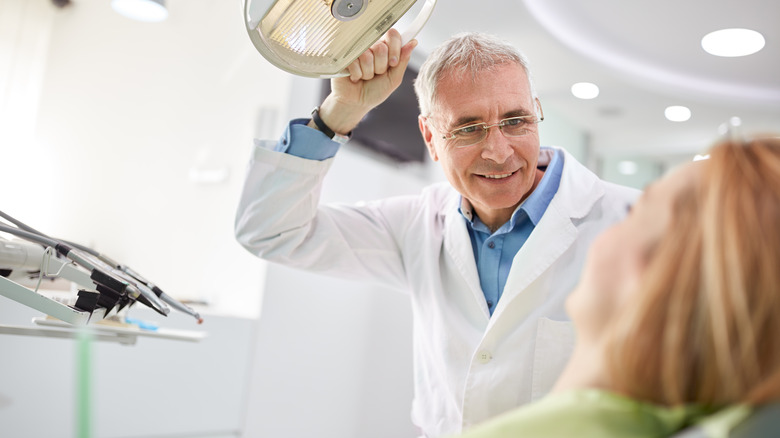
519, 147, 562, 226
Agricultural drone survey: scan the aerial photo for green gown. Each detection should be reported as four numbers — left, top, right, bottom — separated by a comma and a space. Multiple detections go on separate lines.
456, 389, 750, 438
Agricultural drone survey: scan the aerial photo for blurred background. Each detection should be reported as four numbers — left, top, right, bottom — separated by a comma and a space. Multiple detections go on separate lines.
0, 0, 777, 437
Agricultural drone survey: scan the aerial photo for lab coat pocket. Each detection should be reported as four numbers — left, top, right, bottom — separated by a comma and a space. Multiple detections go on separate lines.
531, 317, 575, 401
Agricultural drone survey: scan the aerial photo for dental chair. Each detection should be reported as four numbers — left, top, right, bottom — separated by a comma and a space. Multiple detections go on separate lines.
672, 403, 780, 438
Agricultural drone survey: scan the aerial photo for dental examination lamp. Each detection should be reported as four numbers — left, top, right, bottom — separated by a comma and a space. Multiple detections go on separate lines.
244, 0, 437, 77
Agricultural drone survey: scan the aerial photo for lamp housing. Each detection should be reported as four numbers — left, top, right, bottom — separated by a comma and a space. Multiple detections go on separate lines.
244, 0, 436, 78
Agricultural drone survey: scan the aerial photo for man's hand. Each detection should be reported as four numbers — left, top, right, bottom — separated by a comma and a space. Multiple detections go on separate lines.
314, 29, 418, 136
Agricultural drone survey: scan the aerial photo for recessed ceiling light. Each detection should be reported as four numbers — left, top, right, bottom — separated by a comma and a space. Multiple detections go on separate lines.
111, 0, 168, 22
571, 82, 599, 99
617, 160, 638, 176
718, 116, 743, 135
665, 105, 691, 122
701, 28, 765, 57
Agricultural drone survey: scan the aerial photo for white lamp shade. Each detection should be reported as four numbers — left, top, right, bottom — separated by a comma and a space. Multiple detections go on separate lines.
244, 0, 436, 78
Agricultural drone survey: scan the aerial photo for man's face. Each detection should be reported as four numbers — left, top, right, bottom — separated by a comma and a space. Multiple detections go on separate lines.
419, 63, 542, 226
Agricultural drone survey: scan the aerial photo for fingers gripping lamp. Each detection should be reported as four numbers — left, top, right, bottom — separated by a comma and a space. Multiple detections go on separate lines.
243, 0, 437, 78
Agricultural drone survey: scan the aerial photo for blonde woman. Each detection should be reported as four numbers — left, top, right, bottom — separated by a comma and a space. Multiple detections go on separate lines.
457, 136, 780, 438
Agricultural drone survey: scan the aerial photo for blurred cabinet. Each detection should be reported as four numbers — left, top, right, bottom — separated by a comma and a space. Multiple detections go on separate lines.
0, 294, 253, 438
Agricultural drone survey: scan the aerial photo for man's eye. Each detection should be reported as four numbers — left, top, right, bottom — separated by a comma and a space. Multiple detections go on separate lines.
455, 125, 482, 135
503, 117, 529, 127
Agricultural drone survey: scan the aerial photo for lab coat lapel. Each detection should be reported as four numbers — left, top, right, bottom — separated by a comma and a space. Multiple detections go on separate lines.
493, 150, 604, 321
496, 202, 577, 318
443, 201, 489, 317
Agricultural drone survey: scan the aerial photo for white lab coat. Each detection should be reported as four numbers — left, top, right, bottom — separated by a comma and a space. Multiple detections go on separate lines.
235, 143, 639, 437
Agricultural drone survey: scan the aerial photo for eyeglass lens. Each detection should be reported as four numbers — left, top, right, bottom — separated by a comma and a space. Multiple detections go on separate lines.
449, 116, 538, 148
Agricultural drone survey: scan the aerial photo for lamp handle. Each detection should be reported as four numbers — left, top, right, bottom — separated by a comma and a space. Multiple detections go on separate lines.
398, 0, 437, 45
326, 0, 436, 78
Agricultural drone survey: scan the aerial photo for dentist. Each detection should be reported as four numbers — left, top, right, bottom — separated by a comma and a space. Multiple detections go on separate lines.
235, 30, 638, 437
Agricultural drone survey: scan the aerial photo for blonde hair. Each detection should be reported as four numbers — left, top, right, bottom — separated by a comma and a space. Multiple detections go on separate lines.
607, 136, 780, 406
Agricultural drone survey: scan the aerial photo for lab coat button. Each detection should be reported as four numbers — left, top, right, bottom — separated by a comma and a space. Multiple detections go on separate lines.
477, 350, 492, 364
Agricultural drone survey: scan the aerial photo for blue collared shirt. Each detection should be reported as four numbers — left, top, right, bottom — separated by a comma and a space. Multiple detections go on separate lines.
460, 148, 563, 315
276, 120, 564, 316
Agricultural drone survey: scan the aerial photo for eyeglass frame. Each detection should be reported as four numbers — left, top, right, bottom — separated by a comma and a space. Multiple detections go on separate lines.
430, 101, 545, 149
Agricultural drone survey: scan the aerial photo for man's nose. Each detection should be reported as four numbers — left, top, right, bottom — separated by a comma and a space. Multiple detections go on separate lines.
480, 127, 514, 163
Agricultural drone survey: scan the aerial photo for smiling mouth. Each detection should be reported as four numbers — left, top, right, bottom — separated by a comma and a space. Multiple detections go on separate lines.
480, 171, 515, 180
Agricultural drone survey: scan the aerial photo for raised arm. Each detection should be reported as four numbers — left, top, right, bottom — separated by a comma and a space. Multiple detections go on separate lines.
310, 28, 418, 137
235, 30, 419, 287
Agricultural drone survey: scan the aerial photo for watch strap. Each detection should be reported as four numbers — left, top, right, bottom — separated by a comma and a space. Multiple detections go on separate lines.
311, 106, 350, 144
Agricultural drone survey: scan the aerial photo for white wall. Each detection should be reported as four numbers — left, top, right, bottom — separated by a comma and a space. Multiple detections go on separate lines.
539, 105, 590, 165
1, 0, 284, 318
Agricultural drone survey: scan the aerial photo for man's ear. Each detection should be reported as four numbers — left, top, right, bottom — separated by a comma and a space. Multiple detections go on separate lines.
418, 115, 439, 162
535, 97, 544, 121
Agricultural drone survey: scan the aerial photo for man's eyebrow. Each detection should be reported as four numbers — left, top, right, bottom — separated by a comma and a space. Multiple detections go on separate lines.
502, 108, 534, 119
449, 116, 481, 128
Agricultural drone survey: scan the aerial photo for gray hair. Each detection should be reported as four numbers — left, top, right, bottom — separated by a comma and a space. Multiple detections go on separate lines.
413, 32, 538, 117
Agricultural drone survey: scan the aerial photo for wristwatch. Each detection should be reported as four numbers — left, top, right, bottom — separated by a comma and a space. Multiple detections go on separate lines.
311, 106, 351, 145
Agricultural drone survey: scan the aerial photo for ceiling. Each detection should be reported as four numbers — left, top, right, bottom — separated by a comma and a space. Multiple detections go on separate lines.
46, 0, 779, 162
406, 0, 780, 159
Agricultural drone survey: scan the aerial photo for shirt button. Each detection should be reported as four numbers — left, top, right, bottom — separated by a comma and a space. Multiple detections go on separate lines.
487, 241, 495, 249
477, 350, 492, 364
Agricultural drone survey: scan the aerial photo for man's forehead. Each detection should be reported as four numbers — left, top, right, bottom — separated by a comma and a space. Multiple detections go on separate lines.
433, 65, 536, 126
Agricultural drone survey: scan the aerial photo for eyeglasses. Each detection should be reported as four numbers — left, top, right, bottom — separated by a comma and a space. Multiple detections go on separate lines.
438, 111, 544, 148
